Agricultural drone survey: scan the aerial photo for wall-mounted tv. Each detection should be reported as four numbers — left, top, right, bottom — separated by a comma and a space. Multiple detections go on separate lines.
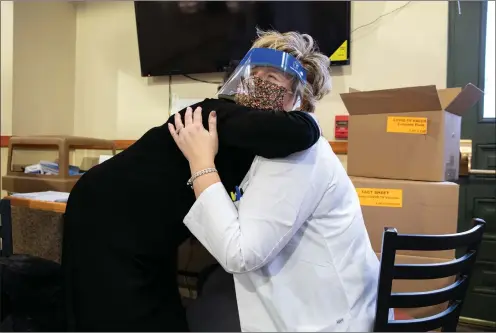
134, 1, 351, 77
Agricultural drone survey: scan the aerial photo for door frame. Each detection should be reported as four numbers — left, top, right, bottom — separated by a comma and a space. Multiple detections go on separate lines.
447, 1, 496, 328
447, 1, 492, 129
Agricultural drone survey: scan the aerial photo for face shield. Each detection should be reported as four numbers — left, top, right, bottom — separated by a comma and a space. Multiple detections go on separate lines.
218, 48, 307, 111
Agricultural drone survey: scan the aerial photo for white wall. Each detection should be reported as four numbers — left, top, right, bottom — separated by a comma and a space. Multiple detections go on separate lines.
73, 1, 448, 140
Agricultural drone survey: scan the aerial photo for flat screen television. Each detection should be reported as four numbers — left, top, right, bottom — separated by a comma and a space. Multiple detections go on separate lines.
134, 1, 351, 77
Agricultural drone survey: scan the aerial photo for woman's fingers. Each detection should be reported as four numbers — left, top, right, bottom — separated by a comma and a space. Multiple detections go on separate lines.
193, 107, 202, 125
168, 123, 179, 143
174, 112, 184, 132
208, 111, 217, 137
184, 107, 193, 127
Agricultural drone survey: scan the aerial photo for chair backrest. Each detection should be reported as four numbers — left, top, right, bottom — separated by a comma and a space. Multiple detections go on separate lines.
374, 218, 486, 332
0, 199, 13, 258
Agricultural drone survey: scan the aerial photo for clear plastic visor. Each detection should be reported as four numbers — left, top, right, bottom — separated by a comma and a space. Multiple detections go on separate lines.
218, 48, 307, 111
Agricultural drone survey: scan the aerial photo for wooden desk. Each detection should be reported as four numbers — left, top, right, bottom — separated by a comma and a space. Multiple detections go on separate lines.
4, 197, 65, 263
3, 196, 215, 281
6, 196, 67, 213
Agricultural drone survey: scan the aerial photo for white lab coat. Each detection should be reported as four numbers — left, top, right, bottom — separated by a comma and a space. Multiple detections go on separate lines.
184, 137, 386, 332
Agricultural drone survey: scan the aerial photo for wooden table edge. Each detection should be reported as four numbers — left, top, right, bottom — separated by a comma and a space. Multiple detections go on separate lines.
5, 196, 67, 213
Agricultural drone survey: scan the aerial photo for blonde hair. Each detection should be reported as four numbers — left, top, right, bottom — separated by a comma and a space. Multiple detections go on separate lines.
251, 29, 332, 112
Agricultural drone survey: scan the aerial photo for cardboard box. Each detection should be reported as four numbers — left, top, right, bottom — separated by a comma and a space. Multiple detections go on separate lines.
341, 84, 483, 182
375, 253, 456, 319
351, 177, 459, 259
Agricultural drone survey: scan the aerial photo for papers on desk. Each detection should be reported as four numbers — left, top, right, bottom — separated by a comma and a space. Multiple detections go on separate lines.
11, 191, 70, 203
24, 161, 82, 176
99, 155, 114, 164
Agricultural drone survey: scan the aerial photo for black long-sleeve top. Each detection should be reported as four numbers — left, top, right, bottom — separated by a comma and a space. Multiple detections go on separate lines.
61, 98, 320, 332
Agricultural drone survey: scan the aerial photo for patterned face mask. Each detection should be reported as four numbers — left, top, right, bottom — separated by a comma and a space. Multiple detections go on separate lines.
235, 76, 289, 111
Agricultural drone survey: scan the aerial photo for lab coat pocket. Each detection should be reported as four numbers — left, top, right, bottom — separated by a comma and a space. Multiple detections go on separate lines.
232, 182, 247, 210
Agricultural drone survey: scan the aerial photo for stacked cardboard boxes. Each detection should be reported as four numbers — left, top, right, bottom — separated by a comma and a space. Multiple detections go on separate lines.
340, 83, 484, 318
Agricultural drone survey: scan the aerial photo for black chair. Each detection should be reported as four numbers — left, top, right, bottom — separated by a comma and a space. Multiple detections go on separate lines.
374, 218, 486, 332
0, 199, 13, 258
0, 199, 13, 323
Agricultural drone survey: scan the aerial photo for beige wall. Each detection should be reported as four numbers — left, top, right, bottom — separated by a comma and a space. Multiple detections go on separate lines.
12, 2, 76, 136
1, 1, 450, 138
321, 1, 448, 137
1, 2, 77, 196
73, 1, 448, 140
1, 1, 14, 136
1, 1, 14, 197
1, 1, 447, 196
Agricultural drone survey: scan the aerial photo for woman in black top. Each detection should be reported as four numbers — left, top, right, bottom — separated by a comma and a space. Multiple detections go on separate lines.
0, 54, 319, 332
61, 98, 320, 331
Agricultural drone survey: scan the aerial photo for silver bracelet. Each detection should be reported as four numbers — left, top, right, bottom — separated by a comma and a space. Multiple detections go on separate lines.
187, 168, 218, 188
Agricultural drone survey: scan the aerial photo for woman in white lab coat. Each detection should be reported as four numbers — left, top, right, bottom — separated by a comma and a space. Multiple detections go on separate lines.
170, 30, 387, 332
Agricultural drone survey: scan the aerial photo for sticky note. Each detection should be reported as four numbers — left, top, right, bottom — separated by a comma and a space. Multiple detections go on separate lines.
387, 116, 428, 134
356, 188, 403, 208
330, 40, 348, 62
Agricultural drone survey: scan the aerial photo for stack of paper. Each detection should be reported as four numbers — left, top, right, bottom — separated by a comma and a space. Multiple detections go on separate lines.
24, 161, 82, 176
12, 191, 70, 203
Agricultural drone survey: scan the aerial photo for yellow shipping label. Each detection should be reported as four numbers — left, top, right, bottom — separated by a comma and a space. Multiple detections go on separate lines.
387, 116, 428, 134
356, 188, 403, 208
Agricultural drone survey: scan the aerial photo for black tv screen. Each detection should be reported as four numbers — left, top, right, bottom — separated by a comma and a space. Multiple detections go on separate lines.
134, 1, 351, 77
